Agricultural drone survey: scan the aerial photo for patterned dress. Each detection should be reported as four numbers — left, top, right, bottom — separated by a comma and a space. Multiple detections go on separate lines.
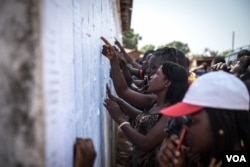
132, 112, 163, 167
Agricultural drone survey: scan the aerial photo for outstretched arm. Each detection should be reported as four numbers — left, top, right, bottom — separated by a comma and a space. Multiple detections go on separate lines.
121, 116, 168, 151
115, 38, 141, 69
106, 84, 142, 119
118, 55, 134, 87
101, 37, 156, 109
103, 98, 167, 152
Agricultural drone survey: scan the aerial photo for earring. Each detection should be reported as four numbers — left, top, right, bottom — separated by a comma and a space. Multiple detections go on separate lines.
218, 129, 224, 136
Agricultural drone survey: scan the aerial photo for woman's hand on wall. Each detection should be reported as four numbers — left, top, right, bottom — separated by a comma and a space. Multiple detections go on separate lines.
106, 84, 120, 102
100, 36, 117, 60
103, 98, 125, 124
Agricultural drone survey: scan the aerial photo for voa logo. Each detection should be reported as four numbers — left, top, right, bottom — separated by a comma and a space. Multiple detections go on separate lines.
226, 155, 247, 162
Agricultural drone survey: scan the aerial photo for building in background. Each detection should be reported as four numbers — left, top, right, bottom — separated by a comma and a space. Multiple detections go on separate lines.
190, 56, 213, 69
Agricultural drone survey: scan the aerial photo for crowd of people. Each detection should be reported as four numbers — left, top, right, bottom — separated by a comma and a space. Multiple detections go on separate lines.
74, 37, 250, 167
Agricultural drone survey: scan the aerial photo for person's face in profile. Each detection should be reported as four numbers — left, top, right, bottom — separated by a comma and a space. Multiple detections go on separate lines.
147, 65, 169, 93
146, 55, 162, 77
141, 54, 152, 72
230, 61, 244, 77
185, 110, 214, 154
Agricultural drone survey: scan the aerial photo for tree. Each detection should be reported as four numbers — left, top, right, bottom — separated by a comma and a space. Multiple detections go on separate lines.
203, 48, 219, 57
122, 29, 141, 49
157, 41, 190, 55
221, 50, 231, 57
140, 44, 155, 53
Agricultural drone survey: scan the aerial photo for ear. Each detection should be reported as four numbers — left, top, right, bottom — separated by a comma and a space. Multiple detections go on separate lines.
164, 80, 171, 88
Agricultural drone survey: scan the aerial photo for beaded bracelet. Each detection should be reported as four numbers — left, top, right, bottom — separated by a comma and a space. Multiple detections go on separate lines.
118, 121, 130, 129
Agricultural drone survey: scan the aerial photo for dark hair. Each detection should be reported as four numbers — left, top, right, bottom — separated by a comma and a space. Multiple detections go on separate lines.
153, 47, 187, 68
143, 50, 154, 58
139, 50, 154, 64
212, 56, 225, 64
184, 57, 190, 69
238, 56, 250, 72
154, 47, 178, 63
176, 49, 187, 68
203, 108, 250, 163
241, 71, 250, 94
162, 62, 189, 104
237, 49, 250, 59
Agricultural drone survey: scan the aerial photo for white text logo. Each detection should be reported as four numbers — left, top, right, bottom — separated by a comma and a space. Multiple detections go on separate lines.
226, 155, 247, 162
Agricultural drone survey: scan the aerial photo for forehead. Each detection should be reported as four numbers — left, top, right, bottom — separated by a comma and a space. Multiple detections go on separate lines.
189, 109, 207, 119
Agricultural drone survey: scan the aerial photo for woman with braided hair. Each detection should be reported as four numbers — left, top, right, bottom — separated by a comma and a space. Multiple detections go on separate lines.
158, 71, 250, 167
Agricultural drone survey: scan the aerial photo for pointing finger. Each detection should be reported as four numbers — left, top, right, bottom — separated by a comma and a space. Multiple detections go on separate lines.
100, 36, 112, 46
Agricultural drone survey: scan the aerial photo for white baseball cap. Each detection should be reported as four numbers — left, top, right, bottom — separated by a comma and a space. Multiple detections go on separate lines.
161, 71, 250, 117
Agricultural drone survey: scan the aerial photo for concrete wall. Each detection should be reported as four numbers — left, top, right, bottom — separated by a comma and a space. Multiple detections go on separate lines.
0, 0, 44, 166
0, 0, 121, 166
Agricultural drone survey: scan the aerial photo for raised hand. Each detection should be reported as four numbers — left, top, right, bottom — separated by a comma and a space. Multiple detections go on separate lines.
100, 36, 117, 60
211, 62, 229, 71
74, 138, 96, 167
114, 37, 123, 51
114, 37, 138, 67
106, 83, 119, 102
103, 98, 125, 124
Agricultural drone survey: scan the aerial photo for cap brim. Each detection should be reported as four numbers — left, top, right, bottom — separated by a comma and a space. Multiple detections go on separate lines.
160, 102, 204, 117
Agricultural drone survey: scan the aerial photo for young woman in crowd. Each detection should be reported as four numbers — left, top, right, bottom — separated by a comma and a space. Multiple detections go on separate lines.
157, 71, 250, 167
101, 36, 189, 167
101, 37, 187, 110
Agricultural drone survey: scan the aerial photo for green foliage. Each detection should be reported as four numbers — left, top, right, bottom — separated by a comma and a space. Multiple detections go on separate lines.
210, 50, 219, 57
138, 40, 230, 59
221, 50, 231, 57
140, 44, 155, 53
203, 48, 219, 57
157, 41, 190, 55
122, 29, 141, 49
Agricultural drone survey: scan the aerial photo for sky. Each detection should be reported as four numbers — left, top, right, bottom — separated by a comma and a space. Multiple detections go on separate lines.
131, 0, 250, 54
